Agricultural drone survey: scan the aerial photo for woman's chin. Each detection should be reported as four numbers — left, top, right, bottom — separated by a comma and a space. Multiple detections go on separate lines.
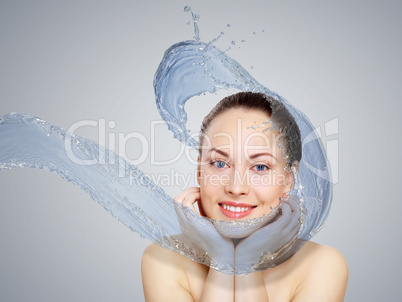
205, 206, 282, 239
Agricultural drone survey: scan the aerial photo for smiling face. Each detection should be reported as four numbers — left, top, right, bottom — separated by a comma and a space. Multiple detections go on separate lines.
197, 107, 293, 221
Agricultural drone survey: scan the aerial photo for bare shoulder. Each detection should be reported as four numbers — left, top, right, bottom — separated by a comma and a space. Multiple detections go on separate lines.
142, 242, 185, 270
141, 243, 193, 301
293, 241, 348, 270
291, 241, 349, 302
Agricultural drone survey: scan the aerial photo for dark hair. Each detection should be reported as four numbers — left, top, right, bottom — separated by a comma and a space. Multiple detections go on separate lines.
198, 91, 302, 166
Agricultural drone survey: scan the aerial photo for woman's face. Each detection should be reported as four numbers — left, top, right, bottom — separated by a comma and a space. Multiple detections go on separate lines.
197, 108, 293, 221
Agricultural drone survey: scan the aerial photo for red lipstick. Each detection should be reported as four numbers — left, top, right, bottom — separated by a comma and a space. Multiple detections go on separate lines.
218, 201, 256, 219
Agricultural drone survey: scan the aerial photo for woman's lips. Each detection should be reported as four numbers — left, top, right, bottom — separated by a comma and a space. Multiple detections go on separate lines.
218, 201, 257, 219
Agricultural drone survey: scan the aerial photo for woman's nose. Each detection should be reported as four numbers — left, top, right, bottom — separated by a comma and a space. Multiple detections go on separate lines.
224, 168, 250, 196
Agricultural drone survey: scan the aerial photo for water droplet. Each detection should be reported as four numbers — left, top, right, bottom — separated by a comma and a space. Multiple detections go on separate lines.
186, 20, 190, 25
183, 6, 191, 12
241, 40, 245, 43
253, 31, 256, 34
250, 66, 254, 69
231, 41, 236, 45
227, 24, 231, 28
221, 31, 224, 35
262, 29, 265, 32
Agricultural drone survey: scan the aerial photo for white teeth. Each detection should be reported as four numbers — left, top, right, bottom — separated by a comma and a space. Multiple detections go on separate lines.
221, 204, 252, 213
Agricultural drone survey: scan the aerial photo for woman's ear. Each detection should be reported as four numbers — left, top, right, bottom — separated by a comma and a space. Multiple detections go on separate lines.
284, 161, 298, 194
284, 171, 294, 193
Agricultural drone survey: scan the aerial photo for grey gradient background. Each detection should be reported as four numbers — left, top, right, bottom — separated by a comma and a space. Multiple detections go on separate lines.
0, 0, 401, 301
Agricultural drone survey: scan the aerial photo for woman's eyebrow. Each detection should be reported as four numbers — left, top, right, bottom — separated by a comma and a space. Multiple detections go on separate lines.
249, 152, 277, 160
207, 148, 229, 157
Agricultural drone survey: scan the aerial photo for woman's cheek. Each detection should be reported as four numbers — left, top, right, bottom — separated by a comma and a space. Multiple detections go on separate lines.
252, 173, 273, 187
254, 183, 283, 204
199, 186, 212, 215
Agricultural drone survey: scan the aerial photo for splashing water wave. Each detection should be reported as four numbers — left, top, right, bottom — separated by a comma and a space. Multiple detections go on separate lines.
0, 28, 332, 275
154, 39, 332, 239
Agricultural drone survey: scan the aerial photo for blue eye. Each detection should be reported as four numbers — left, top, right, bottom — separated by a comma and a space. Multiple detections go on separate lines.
253, 164, 269, 172
212, 161, 227, 168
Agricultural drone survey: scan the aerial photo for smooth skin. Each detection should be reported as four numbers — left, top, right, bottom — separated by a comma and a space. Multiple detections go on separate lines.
142, 108, 348, 301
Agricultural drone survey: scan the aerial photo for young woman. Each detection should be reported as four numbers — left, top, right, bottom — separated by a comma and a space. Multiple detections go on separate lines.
141, 92, 348, 301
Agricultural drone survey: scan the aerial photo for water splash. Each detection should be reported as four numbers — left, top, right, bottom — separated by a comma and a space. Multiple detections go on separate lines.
0, 11, 332, 275
154, 38, 332, 240
183, 6, 200, 41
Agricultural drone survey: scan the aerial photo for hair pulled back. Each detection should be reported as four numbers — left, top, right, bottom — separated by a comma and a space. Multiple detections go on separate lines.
198, 91, 302, 166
